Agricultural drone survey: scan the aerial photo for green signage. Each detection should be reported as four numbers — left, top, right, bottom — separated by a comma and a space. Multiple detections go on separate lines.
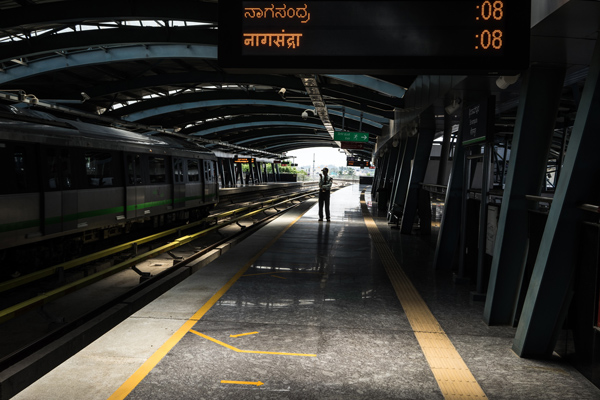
334, 131, 369, 143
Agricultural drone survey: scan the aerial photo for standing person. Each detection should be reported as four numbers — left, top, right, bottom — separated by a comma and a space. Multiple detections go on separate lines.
318, 167, 333, 221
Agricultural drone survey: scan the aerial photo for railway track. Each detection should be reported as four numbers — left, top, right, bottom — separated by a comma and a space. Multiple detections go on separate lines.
0, 185, 348, 379
0, 188, 321, 323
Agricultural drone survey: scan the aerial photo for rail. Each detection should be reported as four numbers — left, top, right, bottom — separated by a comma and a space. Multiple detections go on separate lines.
0, 190, 321, 324
0, 190, 317, 294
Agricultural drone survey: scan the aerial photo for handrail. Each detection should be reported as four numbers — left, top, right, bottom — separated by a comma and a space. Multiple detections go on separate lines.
420, 183, 447, 189
525, 195, 554, 203
579, 204, 600, 213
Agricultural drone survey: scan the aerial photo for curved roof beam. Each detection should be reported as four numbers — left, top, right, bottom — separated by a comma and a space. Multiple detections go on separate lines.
82, 71, 305, 99
142, 104, 383, 136
0, 0, 218, 31
264, 142, 343, 153
0, 27, 217, 63
213, 127, 337, 146
120, 97, 387, 127
178, 111, 382, 136
324, 75, 407, 98
189, 121, 327, 137
80, 71, 400, 118
234, 133, 334, 147
0, 44, 217, 85
121, 98, 310, 121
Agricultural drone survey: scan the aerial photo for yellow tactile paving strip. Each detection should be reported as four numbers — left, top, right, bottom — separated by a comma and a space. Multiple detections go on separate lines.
360, 193, 487, 400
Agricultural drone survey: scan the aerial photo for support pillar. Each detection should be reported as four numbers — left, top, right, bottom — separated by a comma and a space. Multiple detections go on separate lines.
483, 64, 566, 325
437, 111, 453, 186
433, 110, 466, 270
401, 107, 435, 234
387, 138, 406, 220
513, 39, 600, 357
390, 135, 417, 214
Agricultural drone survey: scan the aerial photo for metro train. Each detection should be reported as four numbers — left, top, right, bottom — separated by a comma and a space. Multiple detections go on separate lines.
0, 105, 219, 273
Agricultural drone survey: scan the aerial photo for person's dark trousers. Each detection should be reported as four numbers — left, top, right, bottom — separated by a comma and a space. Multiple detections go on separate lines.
318, 191, 330, 220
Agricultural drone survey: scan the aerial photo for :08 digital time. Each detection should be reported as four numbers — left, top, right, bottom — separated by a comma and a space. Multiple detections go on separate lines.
476, 0, 504, 21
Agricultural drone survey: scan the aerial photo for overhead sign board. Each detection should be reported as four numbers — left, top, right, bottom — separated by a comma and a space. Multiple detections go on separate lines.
334, 131, 369, 143
234, 157, 256, 163
340, 141, 365, 150
347, 160, 371, 168
219, 1, 530, 74
462, 96, 496, 146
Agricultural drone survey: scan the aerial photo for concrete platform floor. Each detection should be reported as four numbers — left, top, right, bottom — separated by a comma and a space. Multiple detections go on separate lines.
12, 184, 600, 400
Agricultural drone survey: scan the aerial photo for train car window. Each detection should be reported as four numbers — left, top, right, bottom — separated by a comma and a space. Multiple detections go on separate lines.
148, 156, 170, 184
126, 154, 143, 185
173, 158, 185, 183
46, 147, 73, 190
188, 160, 200, 182
85, 152, 120, 188
203, 160, 214, 184
13, 144, 38, 193
0, 143, 15, 194
0, 142, 39, 194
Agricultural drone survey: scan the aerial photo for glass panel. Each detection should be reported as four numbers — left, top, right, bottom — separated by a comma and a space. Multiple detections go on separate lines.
174, 158, 185, 183
85, 152, 115, 187
46, 148, 71, 190
127, 154, 142, 185
149, 156, 166, 183
188, 160, 200, 182
204, 160, 214, 183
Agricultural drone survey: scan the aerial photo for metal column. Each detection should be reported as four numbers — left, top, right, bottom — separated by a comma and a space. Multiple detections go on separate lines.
387, 138, 406, 221
433, 111, 466, 270
437, 111, 453, 186
513, 39, 600, 357
390, 135, 417, 216
401, 107, 435, 234
483, 64, 566, 325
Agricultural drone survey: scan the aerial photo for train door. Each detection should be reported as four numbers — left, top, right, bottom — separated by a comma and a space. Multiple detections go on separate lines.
42, 147, 78, 234
173, 157, 186, 209
203, 159, 217, 204
125, 154, 146, 219
187, 159, 201, 206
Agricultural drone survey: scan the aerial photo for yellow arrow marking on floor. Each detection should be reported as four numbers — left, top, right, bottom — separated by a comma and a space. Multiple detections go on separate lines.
230, 331, 259, 338
191, 330, 316, 357
221, 380, 264, 386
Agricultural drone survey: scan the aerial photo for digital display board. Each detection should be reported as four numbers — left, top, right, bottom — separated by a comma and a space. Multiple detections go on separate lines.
219, 0, 530, 73
347, 160, 371, 168
234, 157, 256, 163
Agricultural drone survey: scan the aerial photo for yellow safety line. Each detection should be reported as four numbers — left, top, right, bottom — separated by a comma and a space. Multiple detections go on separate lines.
230, 331, 259, 338
360, 192, 487, 400
221, 380, 264, 386
221, 381, 264, 386
191, 330, 316, 357
107, 206, 312, 400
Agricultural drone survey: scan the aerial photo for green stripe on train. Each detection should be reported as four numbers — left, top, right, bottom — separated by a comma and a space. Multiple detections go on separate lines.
0, 196, 213, 234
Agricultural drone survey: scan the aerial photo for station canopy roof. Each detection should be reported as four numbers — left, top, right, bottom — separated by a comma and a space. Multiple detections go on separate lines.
0, 0, 413, 160
0, 0, 597, 162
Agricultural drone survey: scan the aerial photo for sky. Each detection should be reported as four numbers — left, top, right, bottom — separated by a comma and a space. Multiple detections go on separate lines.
286, 147, 348, 170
